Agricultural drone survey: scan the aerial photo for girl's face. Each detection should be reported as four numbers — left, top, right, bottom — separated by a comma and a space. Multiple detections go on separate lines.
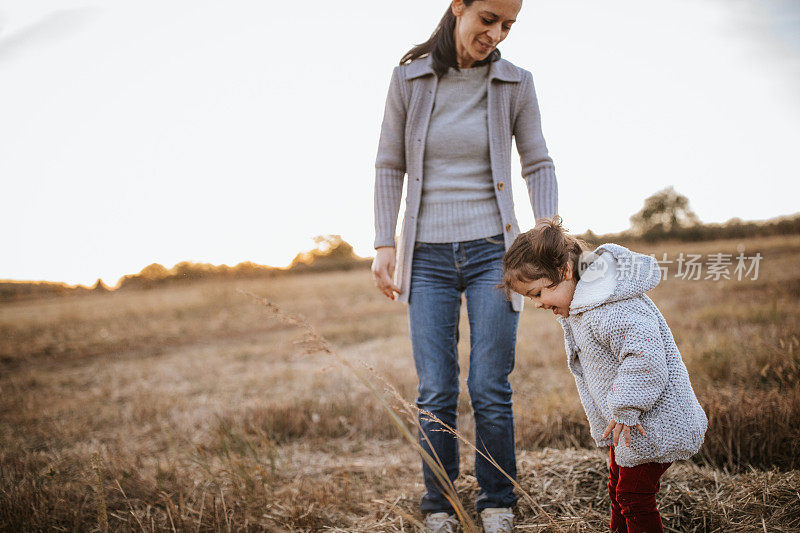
451, 0, 522, 68
511, 263, 577, 318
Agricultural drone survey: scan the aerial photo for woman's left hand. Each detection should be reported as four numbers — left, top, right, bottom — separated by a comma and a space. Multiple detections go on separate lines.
602, 419, 646, 447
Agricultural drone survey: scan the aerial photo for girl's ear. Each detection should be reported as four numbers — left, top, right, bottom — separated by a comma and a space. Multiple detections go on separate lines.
563, 262, 574, 281
451, 0, 465, 17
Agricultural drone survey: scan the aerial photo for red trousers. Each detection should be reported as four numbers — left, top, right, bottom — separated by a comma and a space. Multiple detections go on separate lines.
608, 447, 671, 533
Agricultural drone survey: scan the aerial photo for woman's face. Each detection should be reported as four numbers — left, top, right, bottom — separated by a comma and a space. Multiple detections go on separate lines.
451, 0, 522, 68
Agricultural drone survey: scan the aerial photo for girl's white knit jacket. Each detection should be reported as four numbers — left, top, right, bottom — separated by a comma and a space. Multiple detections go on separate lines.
556, 243, 707, 467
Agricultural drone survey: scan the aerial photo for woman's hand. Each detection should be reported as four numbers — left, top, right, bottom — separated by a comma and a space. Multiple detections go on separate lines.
372, 247, 401, 300
602, 419, 646, 447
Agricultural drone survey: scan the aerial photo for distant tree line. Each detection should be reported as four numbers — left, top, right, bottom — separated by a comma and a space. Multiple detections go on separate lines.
2, 189, 798, 302
577, 187, 800, 245
0, 235, 370, 302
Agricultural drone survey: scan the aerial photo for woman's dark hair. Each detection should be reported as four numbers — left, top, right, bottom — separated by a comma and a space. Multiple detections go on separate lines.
400, 1, 501, 77
501, 216, 589, 300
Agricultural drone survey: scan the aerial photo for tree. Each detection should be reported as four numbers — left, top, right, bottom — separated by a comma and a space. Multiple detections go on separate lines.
139, 263, 170, 280
288, 235, 363, 271
91, 278, 110, 292
630, 187, 700, 235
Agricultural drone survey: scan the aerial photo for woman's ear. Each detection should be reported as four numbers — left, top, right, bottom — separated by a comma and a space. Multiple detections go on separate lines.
451, 0, 465, 17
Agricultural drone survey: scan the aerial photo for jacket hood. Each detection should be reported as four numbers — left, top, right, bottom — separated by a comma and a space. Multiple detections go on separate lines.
569, 243, 661, 314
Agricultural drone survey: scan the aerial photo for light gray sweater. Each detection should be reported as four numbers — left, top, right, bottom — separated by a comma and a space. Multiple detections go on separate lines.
556, 244, 707, 467
374, 56, 558, 312
416, 64, 503, 242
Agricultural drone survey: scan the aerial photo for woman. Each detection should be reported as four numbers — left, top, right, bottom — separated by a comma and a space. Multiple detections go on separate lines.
371, 1, 558, 531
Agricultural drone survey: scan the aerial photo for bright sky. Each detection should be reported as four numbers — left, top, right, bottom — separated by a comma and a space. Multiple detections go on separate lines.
2, 0, 799, 286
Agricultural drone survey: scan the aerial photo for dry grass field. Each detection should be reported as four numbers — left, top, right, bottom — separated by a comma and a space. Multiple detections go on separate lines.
1, 234, 799, 532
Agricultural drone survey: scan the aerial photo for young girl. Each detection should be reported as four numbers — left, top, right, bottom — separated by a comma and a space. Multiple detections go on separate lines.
502, 216, 707, 533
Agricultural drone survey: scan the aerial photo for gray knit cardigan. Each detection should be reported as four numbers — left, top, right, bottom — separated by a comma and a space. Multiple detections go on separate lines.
374, 55, 558, 312
556, 244, 708, 467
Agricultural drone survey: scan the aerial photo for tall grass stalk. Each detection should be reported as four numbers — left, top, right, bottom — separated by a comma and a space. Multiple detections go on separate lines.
114, 480, 147, 533
366, 366, 561, 530
418, 409, 560, 530
90, 452, 109, 533
241, 290, 479, 531
373, 498, 426, 530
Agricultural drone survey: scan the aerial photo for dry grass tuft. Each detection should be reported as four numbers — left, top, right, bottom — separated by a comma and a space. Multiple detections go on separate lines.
511, 448, 800, 532
697, 387, 800, 471
515, 408, 595, 450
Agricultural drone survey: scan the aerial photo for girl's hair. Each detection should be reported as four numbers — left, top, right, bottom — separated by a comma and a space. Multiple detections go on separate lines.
501, 216, 589, 299
400, 1, 501, 77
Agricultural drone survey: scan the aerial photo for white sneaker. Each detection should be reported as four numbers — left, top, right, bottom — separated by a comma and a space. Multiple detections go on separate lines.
425, 512, 459, 533
480, 507, 514, 533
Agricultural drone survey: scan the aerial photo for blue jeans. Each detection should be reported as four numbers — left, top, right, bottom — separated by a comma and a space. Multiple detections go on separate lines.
409, 234, 519, 514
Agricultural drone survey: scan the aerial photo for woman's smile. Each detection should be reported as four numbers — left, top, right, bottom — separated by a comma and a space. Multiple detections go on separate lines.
452, 0, 522, 68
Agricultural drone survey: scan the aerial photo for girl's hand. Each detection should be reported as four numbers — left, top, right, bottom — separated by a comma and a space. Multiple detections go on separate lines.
371, 247, 401, 300
602, 419, 646, 447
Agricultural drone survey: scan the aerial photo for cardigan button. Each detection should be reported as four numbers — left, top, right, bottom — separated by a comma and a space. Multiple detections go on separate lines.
497, 182, 505, 191
505, 224, 512, 232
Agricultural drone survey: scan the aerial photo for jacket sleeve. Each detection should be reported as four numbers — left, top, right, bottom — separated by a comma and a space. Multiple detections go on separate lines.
512, 70, 558, 223
594, 304, 669, 426
374, 66, 407, 249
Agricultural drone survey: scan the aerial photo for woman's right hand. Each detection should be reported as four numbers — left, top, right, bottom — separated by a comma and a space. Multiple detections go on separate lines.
372, 247, 401, 300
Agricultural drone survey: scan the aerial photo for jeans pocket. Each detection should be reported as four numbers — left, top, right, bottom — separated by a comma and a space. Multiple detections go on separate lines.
483, 235, 504, 246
